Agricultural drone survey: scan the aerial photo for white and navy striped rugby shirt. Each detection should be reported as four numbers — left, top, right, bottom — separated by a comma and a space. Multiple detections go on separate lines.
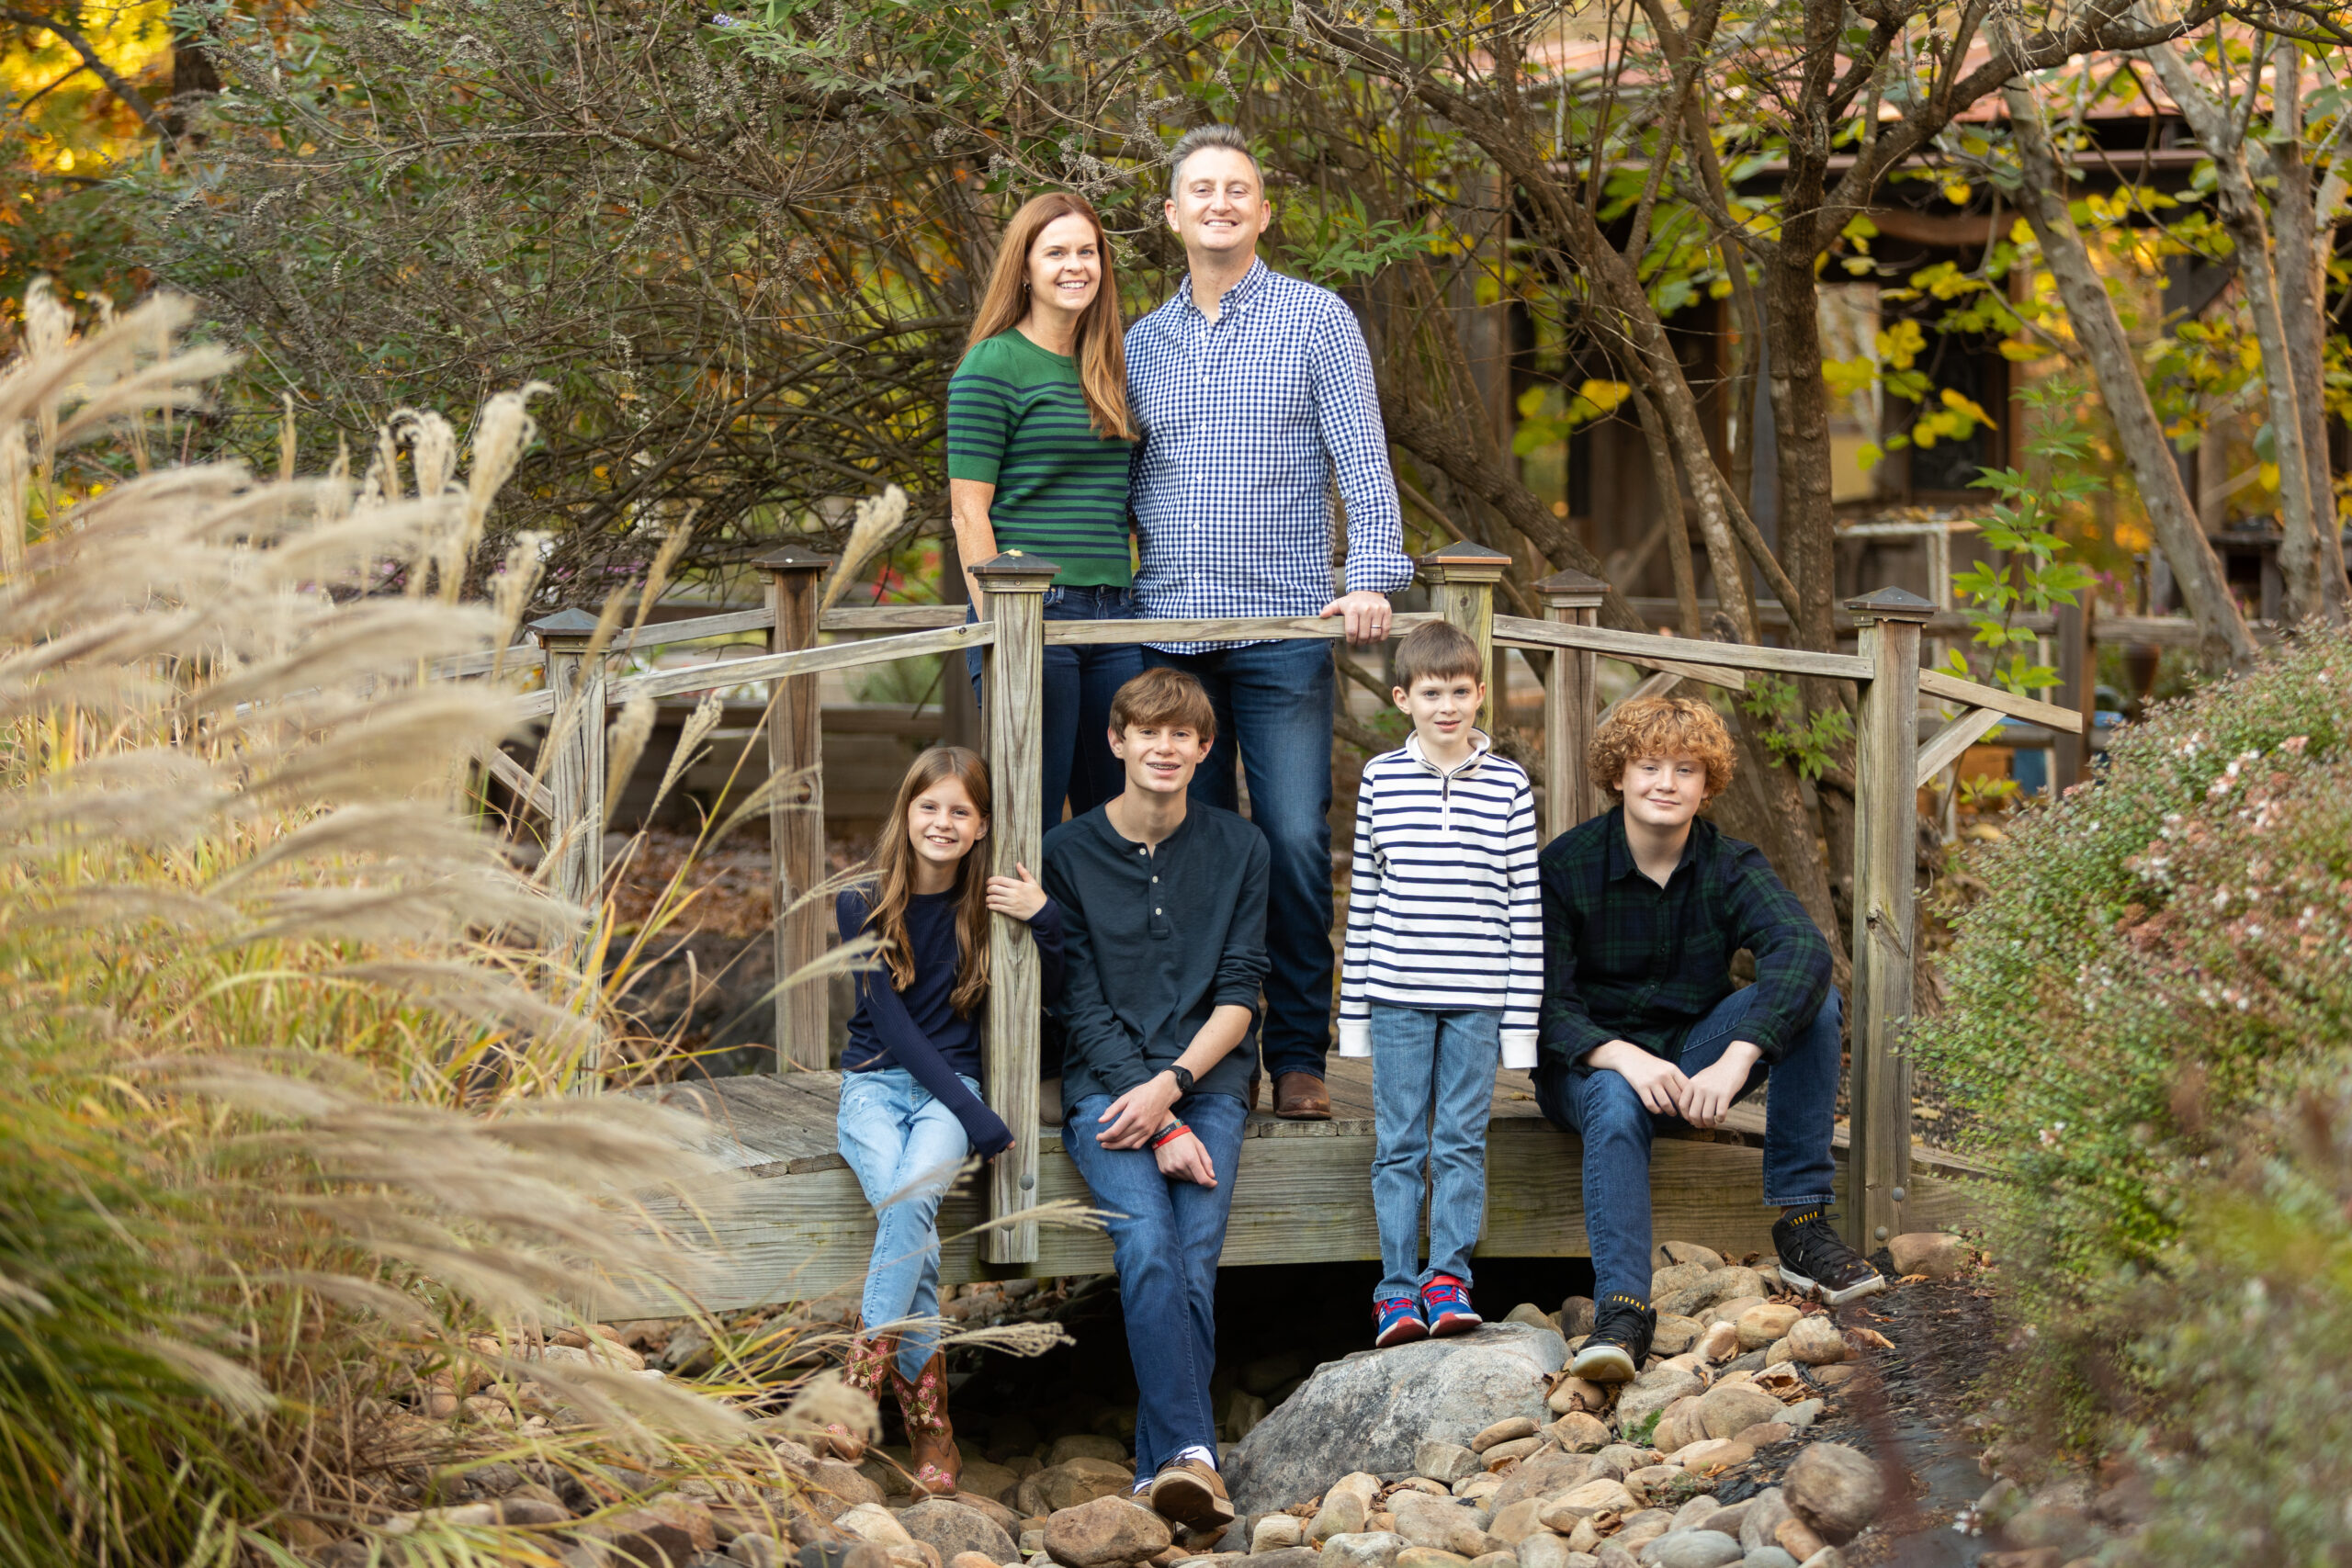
1338, 731, 1544, 1066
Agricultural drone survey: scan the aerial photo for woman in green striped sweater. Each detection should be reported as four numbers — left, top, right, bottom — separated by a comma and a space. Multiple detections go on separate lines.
948, 192, 1142, 836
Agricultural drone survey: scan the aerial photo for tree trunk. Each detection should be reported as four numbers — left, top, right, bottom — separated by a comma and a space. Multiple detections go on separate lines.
2265, 43, 2348, 622
2005, 86, 2258, 669
2148, 45, 2327, 626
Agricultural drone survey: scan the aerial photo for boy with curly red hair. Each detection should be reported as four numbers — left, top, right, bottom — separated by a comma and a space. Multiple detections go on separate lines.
1535, 695, 1884, 1382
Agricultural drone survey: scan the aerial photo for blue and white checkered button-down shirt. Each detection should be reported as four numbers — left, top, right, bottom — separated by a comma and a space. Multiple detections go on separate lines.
1125, 260, 1412, 651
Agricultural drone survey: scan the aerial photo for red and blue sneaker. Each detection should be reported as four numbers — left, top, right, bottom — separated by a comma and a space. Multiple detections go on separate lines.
1374, 1295, 1429, 1348
1421, 1275, 1482, 1337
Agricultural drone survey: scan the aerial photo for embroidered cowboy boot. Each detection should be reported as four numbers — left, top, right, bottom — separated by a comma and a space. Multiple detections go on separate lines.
889, 1350, 961, 1498
821, 1323, 891, 1461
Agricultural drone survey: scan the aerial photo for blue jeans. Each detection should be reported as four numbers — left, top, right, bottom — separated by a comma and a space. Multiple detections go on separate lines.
966, 586, 1144, 839
1532, 987, 1842, 1308
1141, 638, 1334, 1081
836, 1067, 979, 1380
1062, 1090, 1249, 1482
1371, 1005, 1500, 1303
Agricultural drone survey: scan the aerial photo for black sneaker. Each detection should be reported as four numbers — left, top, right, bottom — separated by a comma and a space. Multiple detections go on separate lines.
1568, 1293, 1656, 1382
1774, 1209, 1888, 1306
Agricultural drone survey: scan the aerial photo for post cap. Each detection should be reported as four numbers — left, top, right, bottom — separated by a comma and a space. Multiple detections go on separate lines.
1533, 567, 1607, 608
968, 550, 1063, 590
751, 544, 836, 575
527, 607, 604, 645
1843, 586, 1938, 624
1416, 539, 1512, 584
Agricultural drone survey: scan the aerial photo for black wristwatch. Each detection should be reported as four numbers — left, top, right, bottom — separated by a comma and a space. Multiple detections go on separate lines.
1164, 1064, 1195, 1098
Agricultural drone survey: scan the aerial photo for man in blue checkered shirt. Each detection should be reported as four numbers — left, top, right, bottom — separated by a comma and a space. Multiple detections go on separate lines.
1125, 124, 1415, 1121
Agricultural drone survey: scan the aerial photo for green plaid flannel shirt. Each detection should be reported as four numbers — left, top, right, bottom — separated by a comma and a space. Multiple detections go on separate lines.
1537, 807, 1833, 1071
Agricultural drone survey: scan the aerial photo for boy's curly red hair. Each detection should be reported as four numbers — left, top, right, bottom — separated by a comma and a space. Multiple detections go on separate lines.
1589, 694, 1737, 802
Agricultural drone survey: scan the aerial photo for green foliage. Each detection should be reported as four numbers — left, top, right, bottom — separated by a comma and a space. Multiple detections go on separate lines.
1737, 674, 1854, 783
1947, 376, 2099, 694
1913, 626, 2352, 1425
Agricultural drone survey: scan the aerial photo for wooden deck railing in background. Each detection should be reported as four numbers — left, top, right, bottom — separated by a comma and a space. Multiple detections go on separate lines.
473, 542, 2086, 1258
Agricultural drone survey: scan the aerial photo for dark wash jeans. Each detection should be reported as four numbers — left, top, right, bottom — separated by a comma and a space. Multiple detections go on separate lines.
1140, 637, 1336, 1082
1061, 1090, 1248, 1482
1532, 986, 1842, 1308
965, 586, 1143, 840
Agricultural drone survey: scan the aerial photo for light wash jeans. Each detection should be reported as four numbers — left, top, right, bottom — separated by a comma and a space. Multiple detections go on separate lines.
836, 1066, 978, 1380
1370, 1005, 1499, 1303
1061, 1090, 1249, 1483
1532, 987, 1843, 1310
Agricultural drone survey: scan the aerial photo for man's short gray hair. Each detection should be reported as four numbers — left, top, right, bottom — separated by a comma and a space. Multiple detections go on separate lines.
1167, 124, 1263, 198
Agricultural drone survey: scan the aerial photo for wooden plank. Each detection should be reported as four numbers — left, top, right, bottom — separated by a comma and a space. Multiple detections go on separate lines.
477, 742, 554, 818
598, 623, 998, 707
764, 558, 830, 1071
1596, 669, 1683, 728
1492, 615, 1871, 681
587, 1106, 1988, 1314
1540, 585, 1600, 840
541, 639, 606, 911
821, 605, 966, 633
610, 606, 777, 652
1847, 601, 1927, 1251
1915, 707, 2007, 790
435, 642, 547, 680
1040, 613, 1441, 648
974, 554, 1057, 1265
1917, 668, 2086, 734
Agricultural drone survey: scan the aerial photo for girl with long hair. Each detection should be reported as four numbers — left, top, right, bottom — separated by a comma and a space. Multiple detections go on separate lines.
947, 191, 1142, 837
828, 746, 1062, 1497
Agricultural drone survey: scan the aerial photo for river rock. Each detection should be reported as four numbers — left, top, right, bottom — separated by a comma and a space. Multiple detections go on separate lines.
841, 1506, 919, 1546
960, 1461, 1022, 1506
1592, 1446, 1656, 1477
1736, 1551, 1798, 1568
1781, 1319, 1844, 1367
1779, 1446, 1881, 1544
1536, 1479, 1635, 1529
811, 1458, 888, 1517
1654, 1269, 1764, 1320
1622, 1467, 1700, 1509
1734, 1306, 1800, 1351
1505, 1303, 1559, 1331
1253, 1517, 1306, 1552
1736, 1490, 1789, 1552
946, 1554, 1001, 1568
1654, 1242, 1725, 1271
1559, 1298, 1597, 1337
1696, 1385, 1784, 1442
1225, 1326, 1566, 1516
1317, 1533, 1408, 1568
1612, 1510, 1672, 1551
1487, 1499, 1546, 1545
1699, 1297, 1766, 1330
1650, 1316, 1704, 1356
898, 1500, 1018, 1566
1020, 1459, 1135, 1517
1550, 1413, 1611, 1453
1548, 1377, 1613, 1416
1049, 1435, 1130, 1468
1309, 1475, 1383, 1543
1453, 1475, 1502, 1506
1470, 1417, 1541, 1453
1773, 1518, 1826, 1561
1481, 1438, 1543, 1469
1650, 1399, 1705, 1457
1649, 1264, 1711, 1301
1647, 1532, 1741, 1568
1613, 1368, 1703, 1435
1487, 1449, 1605, 1512
1250, 1551, 1323, 1568
1781, 1401, 1823, 1430
1388, 1493, 1490, 1558
1885, 1234, 1965, 1280
1416, 1442, 1483, 1486
1513, 1534, 1588, 1568
1045, 1496, 1170, 1568
1692, 1324, 1740, 1363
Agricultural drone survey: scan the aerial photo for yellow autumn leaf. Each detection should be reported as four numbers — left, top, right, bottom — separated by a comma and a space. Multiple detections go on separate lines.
1943, 180, 1973, 206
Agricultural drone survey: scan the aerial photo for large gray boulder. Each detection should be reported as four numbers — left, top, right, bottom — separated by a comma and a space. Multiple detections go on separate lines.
1224, 1324, 1566, 1515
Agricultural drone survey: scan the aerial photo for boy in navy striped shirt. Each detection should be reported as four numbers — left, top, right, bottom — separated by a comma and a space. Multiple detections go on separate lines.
1340, 621, 1543, 1347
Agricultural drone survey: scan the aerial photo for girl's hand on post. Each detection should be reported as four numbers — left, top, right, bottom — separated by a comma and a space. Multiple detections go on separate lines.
985, 863, 1048, 920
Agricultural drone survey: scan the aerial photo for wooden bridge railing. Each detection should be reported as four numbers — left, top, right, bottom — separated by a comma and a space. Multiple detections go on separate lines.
481, 542, 2082, 1261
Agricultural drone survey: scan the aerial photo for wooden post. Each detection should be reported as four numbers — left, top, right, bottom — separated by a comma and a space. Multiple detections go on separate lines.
973, 550, 1059, 1266
1418, 540, 1511, 729
2052, 597, 2096, 790
1534, 569, 1605, 840
531, 608, 607, 914
1844, 587, 1935, 1255
756, 547, 832, 1071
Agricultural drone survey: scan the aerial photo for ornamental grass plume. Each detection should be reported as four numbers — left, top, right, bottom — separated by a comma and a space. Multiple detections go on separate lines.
0, 280, 769, 1564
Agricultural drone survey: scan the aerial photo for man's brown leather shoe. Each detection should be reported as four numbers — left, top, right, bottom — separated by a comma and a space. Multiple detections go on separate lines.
1273, 1071, 1330, 1121
1147, 1459, 1235, 1529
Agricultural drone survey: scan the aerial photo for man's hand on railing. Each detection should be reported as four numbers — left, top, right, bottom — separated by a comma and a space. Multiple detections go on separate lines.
1318, 589, 1395, 646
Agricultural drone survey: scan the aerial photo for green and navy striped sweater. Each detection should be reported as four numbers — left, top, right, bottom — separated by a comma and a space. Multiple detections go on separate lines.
945, 330, 1135, 587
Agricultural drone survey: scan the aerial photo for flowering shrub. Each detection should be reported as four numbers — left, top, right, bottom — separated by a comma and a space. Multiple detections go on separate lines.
1914, 627, 2352, 1384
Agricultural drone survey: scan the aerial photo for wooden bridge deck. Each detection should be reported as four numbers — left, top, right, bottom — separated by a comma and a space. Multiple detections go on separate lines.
606, 1059, 1987, 1316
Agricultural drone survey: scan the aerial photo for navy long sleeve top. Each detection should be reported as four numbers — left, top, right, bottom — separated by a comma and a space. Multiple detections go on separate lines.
838, 885, 1064, 1159
1040, 804, 1271, 1110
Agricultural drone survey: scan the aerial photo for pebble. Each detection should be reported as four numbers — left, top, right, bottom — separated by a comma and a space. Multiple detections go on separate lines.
1469, 1418, 1541, 1454
1045, 1497, 1171, 1568
1737, 1551, 1798, 1568
1649, 1316, 1704, 1356
1781, 1401, 1824, 1430
1254, 1517, 1306, 1552
1699, 1296, 1767, 1330
1622, 1465, 1698, 1508
1481, 1438, 1544, 1469
1884, 1233, 1966, 1279
1693, 1323, 1741, 1363
1654, 1242, 1724, 1271
1393, 1551, 1470, 1568
1549, 1378, 1614, 1416
1696, 1384, 1784, 1442
1514, 1534, 1582, 1568
1452, 1476, 1502, 1506
1313, 1475, 1383, 1542
1504, 1303, 1559, 1331
1536, 1479, 1637, 1528
1650, 1264, 1712, 1301
1559, 1297, 1597, 1337
1317, 1532, 1409, 1568
1416, 1442, 1483, 1487
1549, 1412, 1611, 1453
1613, 1368, 1703, 1433
1646, 1531, 1742, 1568
1734, 1305, 1800, 1351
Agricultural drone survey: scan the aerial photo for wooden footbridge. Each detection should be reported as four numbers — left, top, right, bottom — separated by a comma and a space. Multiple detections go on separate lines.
474, 543, 2074, 1315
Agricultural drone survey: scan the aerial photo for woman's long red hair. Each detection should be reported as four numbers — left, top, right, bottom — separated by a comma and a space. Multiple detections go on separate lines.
967, 192, 1136, 442
860, 746, 995, 1016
